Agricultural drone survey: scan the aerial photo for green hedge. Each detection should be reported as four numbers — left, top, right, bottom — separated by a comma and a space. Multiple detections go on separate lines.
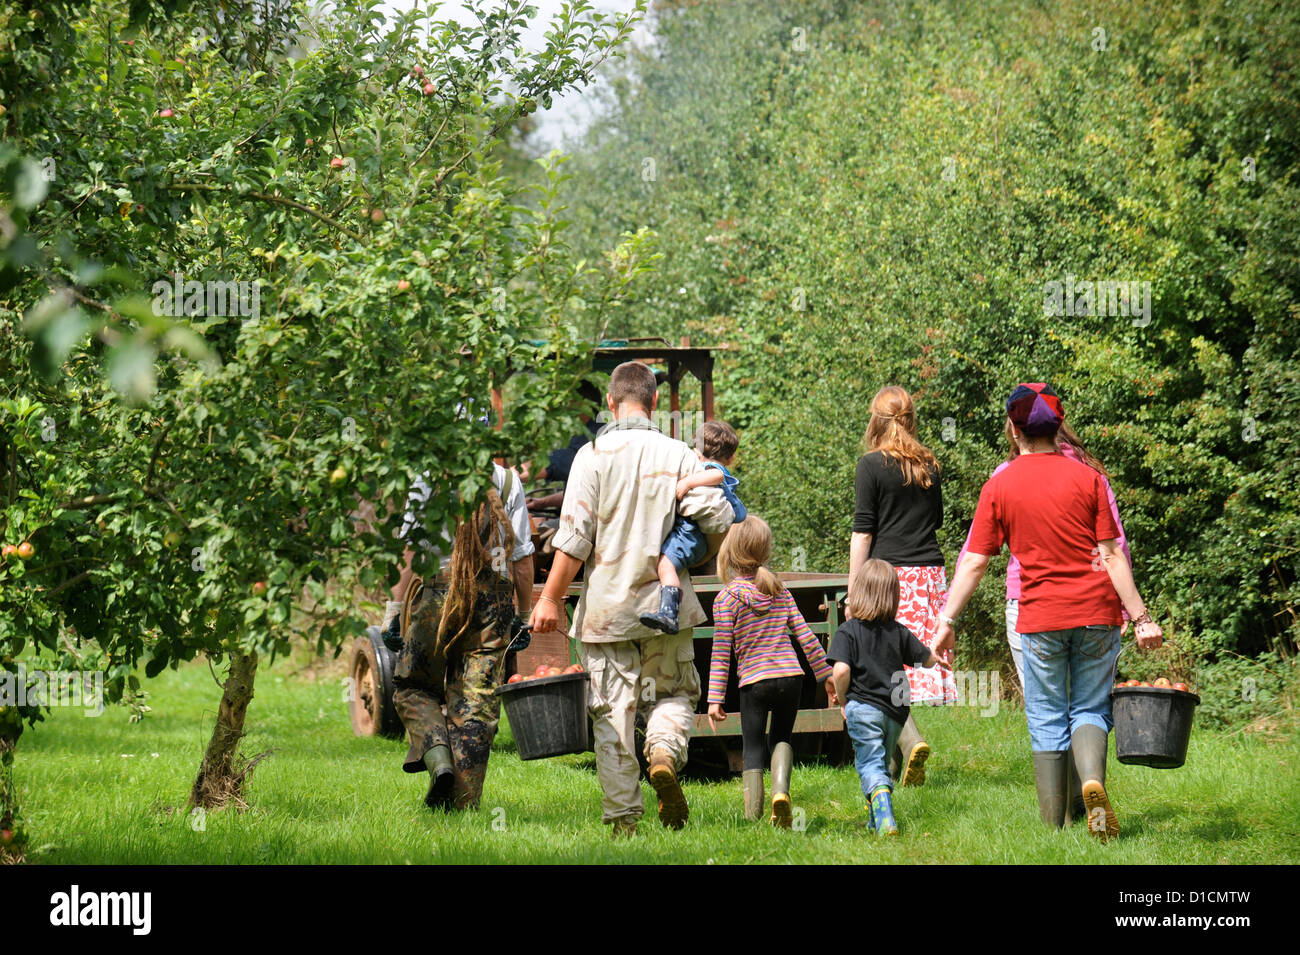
562, 0, 1300, 683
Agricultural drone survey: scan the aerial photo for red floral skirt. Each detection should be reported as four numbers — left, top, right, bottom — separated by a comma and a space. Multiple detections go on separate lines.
895, 564, 956, 705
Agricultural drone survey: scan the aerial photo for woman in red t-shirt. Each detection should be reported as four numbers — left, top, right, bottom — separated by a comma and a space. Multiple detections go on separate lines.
933, 383, 1163, 841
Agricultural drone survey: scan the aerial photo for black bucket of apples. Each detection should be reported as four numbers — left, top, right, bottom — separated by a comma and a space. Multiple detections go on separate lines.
1111, 641, 1199, 769
496, 662, 590, 760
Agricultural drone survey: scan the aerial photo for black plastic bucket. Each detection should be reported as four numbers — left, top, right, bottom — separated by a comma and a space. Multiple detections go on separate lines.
1112, 685, 1200, 768
495, 671, 589, 760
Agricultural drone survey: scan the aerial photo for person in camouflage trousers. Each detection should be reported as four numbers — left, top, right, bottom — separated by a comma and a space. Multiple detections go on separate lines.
394, 577, 516, 809
392, 465, 534, 811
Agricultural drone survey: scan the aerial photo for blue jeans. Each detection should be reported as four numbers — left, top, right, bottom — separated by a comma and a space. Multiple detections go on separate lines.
1020, 624, 1121, 751
661, 517, 707, 572
844, 700, 902, 799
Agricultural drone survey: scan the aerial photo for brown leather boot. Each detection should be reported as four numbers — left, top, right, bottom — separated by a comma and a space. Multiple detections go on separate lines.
610, 816, 638, 840
648, 748, 689, 830
742, 769, 764, 822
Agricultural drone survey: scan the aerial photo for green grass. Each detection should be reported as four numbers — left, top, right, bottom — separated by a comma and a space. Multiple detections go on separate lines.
13, 659, 1300, 864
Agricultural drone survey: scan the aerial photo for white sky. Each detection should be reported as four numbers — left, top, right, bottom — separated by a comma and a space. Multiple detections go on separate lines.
376, 0, 649, 152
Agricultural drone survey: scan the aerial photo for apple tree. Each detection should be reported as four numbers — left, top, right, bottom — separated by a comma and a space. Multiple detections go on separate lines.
1, 0, 651, 854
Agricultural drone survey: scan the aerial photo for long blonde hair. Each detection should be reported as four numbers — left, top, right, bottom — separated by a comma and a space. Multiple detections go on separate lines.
718, 515, 783, 599
863, 385, 939, 487
435, 486, 514, 658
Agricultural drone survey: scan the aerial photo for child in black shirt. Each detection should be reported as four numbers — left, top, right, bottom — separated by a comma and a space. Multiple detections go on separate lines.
828, 558, 946, 835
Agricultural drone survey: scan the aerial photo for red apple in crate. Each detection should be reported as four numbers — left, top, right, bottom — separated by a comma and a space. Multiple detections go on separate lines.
507, 673, 523, 684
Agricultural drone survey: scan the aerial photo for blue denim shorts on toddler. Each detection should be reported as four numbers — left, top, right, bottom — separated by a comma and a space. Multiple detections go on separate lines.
659, 462, 746, 571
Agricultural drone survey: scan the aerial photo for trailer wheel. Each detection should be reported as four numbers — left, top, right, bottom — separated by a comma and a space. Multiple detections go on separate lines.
349, 627, 403, 739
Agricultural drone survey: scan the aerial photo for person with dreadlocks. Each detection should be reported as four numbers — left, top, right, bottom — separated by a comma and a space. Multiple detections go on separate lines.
390, 462, 534, 811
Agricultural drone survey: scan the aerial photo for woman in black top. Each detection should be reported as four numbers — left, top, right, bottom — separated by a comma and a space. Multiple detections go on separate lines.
849, 385, 952, 785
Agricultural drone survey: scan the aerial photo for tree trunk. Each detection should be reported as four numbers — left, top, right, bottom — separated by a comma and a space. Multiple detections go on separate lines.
0, 726, 22, 862
188, 650, 259, 810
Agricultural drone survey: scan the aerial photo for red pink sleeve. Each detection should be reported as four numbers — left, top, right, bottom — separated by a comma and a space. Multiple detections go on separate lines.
1093, 472, 1120, 542
967, 480, 1004, 556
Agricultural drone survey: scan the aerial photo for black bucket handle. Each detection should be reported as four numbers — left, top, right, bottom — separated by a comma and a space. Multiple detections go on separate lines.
1114, 637, 1199, 693
496, 620, 534, 686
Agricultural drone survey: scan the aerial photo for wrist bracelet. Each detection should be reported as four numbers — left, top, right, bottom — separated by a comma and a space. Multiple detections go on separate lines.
1133, 610, 1153, 626
938, 612, 957, 628
538, 594, 562, 609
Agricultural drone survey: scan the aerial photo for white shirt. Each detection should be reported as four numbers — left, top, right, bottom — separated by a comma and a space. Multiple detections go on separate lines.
402, 464, 534, 578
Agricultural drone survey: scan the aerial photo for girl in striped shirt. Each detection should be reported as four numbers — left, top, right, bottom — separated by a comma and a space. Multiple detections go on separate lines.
707, 516, 839, 826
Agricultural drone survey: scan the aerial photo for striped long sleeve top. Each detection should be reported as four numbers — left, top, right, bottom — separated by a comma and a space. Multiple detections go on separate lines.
707, 576, 834, 705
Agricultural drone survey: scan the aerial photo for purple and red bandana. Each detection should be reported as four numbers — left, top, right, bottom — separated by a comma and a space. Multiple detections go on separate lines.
1006, 382, 1064, 436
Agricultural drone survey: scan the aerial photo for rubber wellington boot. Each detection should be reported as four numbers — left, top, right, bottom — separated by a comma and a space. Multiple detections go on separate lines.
1072, 725, 1118, 841
769, 742, 794, 828
869, 786, 898, 835
742, 769, 765, 822
423, 745, 455, 811
1067, 750, 1086, 824
893, 715, 931, 788
639, 586, 683, 634
1032, 751, 1069, 828
648, 748, 689, 830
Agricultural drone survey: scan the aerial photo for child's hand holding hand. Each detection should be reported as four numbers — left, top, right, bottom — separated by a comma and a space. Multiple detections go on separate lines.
707, 702, 726, 731
825, 678, 840, 707
925, 651, 952, 672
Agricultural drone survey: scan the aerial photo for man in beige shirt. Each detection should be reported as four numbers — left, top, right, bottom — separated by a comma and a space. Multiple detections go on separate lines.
529, 362, 734, 837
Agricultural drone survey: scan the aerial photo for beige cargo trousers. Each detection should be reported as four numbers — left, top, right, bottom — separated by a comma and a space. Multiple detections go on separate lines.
582, 631, 700, 823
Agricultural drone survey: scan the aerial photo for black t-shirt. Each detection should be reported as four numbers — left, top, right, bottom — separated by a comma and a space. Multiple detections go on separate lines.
852, 451, 944, 566
546, 419, 601, 486
827, 618, 932, 724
